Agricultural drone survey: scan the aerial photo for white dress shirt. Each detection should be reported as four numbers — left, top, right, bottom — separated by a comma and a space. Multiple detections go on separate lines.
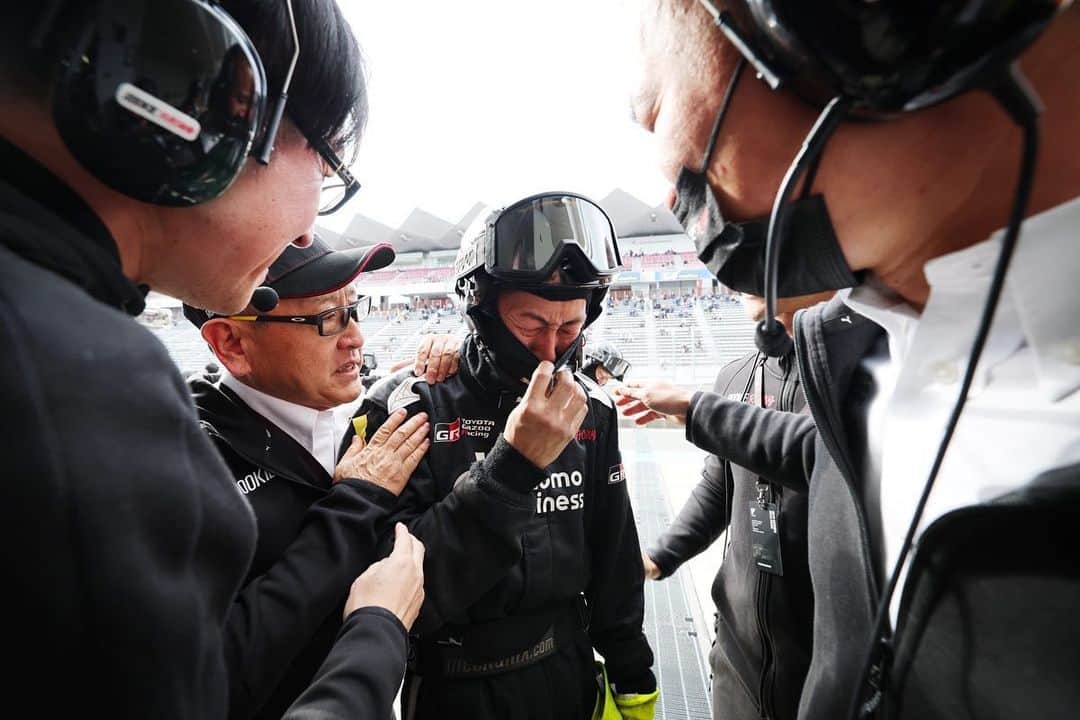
221, 371, 364, 478
841, 195, 1080, 621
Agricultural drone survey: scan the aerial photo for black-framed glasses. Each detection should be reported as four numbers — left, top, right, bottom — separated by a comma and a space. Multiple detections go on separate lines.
228, 296, 370, 336
311, 136, 362, 215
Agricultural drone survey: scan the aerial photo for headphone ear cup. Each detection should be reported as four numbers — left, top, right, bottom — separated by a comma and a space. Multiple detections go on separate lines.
50, 0, 267, 207
725, 0, 1060, 114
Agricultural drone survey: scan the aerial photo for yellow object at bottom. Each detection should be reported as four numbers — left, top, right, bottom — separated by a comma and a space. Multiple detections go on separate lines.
592, 662, 659, 720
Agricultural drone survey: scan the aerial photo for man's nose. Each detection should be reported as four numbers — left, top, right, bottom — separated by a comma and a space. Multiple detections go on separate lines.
339, 318, 363, 350
531, 331, 558, 363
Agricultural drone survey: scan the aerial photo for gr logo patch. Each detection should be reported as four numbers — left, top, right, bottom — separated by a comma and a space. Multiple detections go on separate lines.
434, 418, 461, 443
607, 463, 625, 484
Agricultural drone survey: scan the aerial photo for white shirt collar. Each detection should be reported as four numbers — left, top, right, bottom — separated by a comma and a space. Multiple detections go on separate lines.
221, 370, 362, 478
843, 195, 1080, 402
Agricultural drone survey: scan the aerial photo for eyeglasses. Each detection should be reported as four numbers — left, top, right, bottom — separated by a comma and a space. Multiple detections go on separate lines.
227, 296, 371, 336
312, 136, 361, 215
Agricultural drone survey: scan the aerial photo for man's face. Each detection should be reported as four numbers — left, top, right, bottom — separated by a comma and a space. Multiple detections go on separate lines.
238, 286, 365, 410
227, 61, 256, 121
631, 1, 820, 222
496, 290, 587, 363
149, 122, 323, 314
594, 365, 614, 386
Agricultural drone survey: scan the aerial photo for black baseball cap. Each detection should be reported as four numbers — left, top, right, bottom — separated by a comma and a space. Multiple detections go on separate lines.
183, 235, 395, 328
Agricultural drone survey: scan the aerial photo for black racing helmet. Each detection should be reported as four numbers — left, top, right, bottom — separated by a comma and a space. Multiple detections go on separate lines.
454, 191, 624, 328
453, 191, 625, 382
583, 341, 631, 382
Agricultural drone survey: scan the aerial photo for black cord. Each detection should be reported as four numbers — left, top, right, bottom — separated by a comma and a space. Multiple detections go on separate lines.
848, 63, 1042, 719
756, 96, 851, 357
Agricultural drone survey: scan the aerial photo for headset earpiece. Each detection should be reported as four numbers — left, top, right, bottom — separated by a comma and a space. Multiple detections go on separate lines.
717, 0, 1061, 115
49, 0, 268, 207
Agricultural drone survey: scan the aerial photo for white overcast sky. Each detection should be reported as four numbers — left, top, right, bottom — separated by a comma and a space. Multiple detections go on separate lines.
319, 0, 671, 233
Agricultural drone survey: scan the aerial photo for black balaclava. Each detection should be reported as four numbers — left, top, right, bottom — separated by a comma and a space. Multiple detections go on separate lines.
469, 281, 590, 388
672, 57, 856, 298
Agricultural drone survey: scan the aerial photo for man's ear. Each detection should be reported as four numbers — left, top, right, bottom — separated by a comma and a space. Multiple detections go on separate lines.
201, 319, 253, 378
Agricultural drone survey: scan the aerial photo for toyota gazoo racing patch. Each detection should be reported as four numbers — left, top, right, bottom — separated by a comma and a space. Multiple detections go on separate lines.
115, 82, 201, 141
433, 417, 495, 443
607, 463, 625, 485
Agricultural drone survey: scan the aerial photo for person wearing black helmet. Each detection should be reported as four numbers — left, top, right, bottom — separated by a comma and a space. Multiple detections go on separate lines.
0, 2, 422, 718
582, 341, 631, 386
347, 192, 657, 720
621, 2, 1079, 718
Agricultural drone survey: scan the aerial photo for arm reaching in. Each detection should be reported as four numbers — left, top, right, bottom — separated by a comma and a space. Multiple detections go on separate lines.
612, 380, 693, 426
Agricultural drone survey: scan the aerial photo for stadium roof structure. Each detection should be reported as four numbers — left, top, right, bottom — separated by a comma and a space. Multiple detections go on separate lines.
321, 189, 685, 254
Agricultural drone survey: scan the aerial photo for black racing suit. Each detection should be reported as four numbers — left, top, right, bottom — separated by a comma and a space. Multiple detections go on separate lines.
647, 351, 813, 720
0, 136, 404, 719
347, 335, 655, 719
191, 378, 405, 719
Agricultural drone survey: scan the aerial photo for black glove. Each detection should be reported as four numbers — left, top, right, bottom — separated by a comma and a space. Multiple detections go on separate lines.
609, 668, 657, 695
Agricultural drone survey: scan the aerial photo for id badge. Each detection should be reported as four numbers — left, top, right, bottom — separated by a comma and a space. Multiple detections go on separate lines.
749, 502, 784, 576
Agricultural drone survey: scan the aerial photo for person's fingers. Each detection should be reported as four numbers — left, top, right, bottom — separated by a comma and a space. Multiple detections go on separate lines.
414, 534, 426, 569
342, 432, 366, 457
430, 336, 451, 383
370, 408, 407, 445
414, 336, 433, 377
389, 357, 413, 374
634, 410, 665, 425
436, 344, 456, 382
408, 530, 425, 572
548, 368, 571, 407
571, 400, 589, 431
401, 422, 430, 454
549, 368, 577, 408
523, 361, 554, 402
447, 351, 460, 378
612, 385, 643, 404
385, 412, 428, 451
401, 438, 430, 475
391, 522, 411, 558
618, 399, 652, 417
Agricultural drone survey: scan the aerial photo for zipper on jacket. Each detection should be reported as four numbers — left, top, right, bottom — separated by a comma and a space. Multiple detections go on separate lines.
793, 319, 879, 604
753, 358, 792, 720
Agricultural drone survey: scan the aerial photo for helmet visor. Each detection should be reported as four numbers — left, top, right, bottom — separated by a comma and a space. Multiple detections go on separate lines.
605, 356, 631, 378
491, 195, 621, 281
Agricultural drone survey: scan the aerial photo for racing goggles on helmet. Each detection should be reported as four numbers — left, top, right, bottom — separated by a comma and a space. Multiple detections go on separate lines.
487, 193, 623, 286
590, 346, 630, 378
601, 354, 631, 379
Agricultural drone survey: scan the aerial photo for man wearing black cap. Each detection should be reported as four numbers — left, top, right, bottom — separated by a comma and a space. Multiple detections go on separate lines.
183, 236, 444, 719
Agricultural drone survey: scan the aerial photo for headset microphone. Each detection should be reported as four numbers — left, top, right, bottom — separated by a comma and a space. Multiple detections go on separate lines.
250, 286, 280, 312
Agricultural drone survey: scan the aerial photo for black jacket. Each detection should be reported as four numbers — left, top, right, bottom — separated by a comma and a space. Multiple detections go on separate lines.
191, 379, 405, 719
684, 295, 1080, 720
0, 139, 403, 719
348, 336, 655, 687
648, 351, 812, 720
